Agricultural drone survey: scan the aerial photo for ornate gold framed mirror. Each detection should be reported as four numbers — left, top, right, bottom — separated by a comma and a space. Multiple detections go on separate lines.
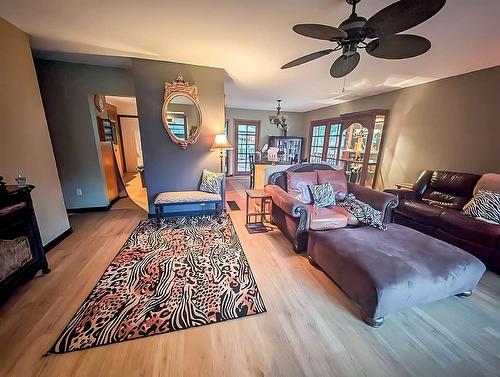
161, 75, 202, 149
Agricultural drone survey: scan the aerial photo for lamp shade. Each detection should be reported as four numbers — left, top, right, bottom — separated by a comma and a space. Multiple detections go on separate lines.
211, 134, 233, 151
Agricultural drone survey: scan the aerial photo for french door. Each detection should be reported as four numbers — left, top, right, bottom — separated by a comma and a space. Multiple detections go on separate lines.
234, 119, 260, 175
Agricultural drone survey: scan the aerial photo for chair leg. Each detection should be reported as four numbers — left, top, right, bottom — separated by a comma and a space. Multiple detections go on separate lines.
155, 205, 161, 228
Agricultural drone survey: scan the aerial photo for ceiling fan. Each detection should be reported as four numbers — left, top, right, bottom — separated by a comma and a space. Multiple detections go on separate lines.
281, 0, 446, 78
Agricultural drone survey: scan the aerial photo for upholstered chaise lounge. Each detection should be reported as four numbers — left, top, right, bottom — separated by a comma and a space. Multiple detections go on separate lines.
307, 223, 486, 327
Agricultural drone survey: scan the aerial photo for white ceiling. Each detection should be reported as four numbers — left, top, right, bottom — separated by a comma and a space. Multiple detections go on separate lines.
2, 0, 500, 112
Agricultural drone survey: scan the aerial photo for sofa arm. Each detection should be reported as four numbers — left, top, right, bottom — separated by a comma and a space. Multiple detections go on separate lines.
384, 188, 418, 201
347, 183, 398, 224
264, 185, 307, 218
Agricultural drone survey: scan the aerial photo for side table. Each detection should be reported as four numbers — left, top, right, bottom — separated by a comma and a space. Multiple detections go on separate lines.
395, 183, 413, 190
245, 189, 272, 234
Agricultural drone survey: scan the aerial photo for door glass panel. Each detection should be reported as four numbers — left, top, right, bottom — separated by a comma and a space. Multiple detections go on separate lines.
326, 123, 341, 164
369, 115, 385, 164
235, 121, 258, 174
309, 125, 326, 163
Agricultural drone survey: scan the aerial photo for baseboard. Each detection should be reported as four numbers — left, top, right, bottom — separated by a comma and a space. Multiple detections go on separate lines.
67, 206, 108, 213
66, 196, 122, 213
43, 227, 73, 253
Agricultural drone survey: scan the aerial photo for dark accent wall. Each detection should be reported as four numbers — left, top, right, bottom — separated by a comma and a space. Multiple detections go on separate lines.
131, 59, 225, 214
36, 60, 135, 209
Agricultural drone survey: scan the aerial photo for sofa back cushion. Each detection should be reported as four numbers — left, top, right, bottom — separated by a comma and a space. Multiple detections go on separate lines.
317, 169, 348, 201
474, 173, 500, 196
421, 171, 481, 210
286, 171, 317, 203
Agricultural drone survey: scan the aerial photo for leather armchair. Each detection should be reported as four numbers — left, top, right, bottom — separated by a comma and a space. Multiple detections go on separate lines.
266, 164, 397, 252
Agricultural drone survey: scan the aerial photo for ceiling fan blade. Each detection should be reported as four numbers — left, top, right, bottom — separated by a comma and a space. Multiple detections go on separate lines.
366, 0, 446, 38
366, 34, 431, 59
281, 49, 335, 69
330, 52, 360, 78
293, 24, 347, 41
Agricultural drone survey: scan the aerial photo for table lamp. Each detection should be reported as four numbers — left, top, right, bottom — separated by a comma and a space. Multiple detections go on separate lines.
211, 134, 233, 173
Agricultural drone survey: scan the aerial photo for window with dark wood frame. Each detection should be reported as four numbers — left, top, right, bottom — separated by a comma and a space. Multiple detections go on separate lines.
234, 119, 260, 175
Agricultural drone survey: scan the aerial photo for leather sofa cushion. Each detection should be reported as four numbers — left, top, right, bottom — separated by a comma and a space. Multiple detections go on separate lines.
429, 171, 480, 197
317, 169, 348, 201
395, 200, 445, 225
331, 206, 360, 226
437, 211, 500, 247
422, 191, 470, 210
287, 171, 317, 203
309, 206, 348, 231
421, 171, 480, 210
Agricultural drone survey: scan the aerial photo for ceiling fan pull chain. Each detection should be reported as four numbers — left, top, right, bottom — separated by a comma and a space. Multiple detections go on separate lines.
342, 76, 347, 93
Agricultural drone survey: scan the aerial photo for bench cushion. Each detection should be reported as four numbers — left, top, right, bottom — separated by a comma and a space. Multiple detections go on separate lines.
154, 191, 221, 205
308, 224, 485, 320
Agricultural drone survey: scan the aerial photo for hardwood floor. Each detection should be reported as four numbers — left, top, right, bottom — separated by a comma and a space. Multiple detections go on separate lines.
1, 179, 499, 377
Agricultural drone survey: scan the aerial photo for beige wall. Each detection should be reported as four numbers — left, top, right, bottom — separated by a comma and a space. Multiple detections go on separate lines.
0, 17, 70, 245
303, 66, 500, 190
226, 107, 305, 175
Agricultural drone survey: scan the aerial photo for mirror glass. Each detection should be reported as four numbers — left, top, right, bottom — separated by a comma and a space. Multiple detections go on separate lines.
165, 95, 200, 142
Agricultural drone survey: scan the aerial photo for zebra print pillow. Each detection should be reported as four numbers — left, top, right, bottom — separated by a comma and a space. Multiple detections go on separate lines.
199, 169, 223, 194
309, 182, 336, 207
463, 189, 500, 224
338, 193, 387, 231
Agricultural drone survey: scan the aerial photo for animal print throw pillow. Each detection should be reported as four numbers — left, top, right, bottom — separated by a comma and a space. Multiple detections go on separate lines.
463, 189, 500, 224
309, 182, 336, 207
338, 193, 387, 230
200, 169, 223, 194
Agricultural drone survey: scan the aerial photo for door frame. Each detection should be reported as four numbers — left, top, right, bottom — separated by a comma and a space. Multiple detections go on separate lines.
233, 118, 260, 176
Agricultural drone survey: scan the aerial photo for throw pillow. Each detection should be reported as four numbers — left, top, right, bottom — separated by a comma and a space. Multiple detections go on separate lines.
338, 193, 387, 230
316, 169, 348, 201
463, 189, 500, 224
199, 169, 223, 194
309, 182, 336, 207
287, 171, 317, 203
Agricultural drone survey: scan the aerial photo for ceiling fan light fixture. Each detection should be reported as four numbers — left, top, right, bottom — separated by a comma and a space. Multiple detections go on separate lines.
281, 0, 446, 78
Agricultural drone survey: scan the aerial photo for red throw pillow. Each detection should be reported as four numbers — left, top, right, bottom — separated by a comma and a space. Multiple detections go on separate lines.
287, 171, 318, 203
317, 169, 348, 201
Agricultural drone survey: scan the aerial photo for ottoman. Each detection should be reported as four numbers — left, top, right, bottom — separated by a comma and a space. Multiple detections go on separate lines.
307, 224, 486, 327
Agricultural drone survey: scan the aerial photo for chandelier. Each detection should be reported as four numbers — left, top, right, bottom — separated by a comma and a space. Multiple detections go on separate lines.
269, 100, 288, 136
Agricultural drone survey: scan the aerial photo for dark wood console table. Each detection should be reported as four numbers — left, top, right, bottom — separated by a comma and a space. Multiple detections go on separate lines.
0, 185, 50, 303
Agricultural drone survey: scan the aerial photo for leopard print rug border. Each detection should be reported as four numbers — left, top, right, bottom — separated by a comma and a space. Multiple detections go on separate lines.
47, 214, 266, 354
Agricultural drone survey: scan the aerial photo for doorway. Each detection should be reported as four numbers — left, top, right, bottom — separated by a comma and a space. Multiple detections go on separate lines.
105, 96, 147, 211
234, 119, 260, 175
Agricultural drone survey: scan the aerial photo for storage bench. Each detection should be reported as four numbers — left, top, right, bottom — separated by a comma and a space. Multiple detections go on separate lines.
154, 190, 223, 226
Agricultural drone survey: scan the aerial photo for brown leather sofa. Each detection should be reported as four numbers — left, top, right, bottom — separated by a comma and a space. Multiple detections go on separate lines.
385, 170, 500, 273
265, 164, 398, 252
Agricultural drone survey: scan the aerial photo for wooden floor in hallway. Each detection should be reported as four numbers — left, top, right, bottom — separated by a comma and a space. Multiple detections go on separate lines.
1, 178, 499, 377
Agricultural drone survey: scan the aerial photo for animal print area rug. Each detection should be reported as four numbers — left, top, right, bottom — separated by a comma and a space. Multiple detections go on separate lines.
47, 214, 266, 354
